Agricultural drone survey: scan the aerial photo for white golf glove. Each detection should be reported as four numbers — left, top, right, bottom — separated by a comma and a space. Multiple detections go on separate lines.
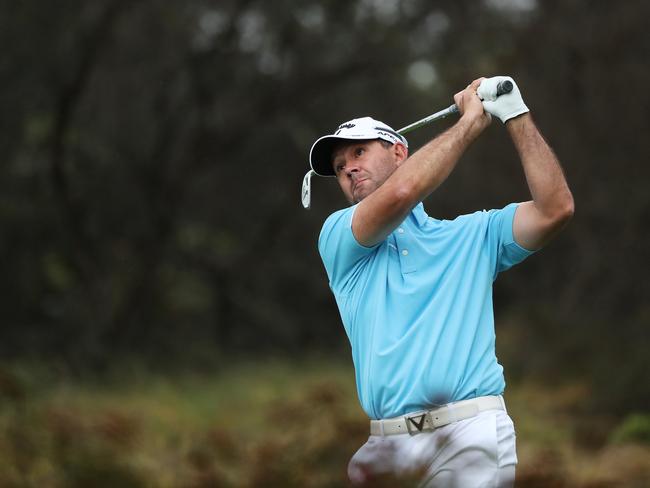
478, 76, 529, 123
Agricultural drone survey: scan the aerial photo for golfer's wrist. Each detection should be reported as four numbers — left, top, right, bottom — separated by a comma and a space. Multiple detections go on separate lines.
458, 112, 488, 139
505, 112, 533, 134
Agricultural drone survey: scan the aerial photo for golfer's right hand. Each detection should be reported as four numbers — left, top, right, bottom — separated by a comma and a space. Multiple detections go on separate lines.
454, 78, 491, 130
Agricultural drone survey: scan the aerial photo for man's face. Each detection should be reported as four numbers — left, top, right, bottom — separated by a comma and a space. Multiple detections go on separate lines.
331, 140, 406, 204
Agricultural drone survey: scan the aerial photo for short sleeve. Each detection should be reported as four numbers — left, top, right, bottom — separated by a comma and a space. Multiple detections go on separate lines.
486, 203, 536, 279
318, 205, 379, 295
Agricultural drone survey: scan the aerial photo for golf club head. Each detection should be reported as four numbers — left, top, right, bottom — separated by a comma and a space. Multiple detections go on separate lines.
301, 170, 314, 209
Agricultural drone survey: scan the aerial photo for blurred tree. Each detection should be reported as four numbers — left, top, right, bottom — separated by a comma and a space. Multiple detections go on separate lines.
0, 0, 648, 412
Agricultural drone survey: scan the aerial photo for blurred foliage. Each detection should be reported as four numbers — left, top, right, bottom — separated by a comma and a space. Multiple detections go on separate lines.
611, 414, 650, 446
1, 360, 649, 487
0, 0, 649, 418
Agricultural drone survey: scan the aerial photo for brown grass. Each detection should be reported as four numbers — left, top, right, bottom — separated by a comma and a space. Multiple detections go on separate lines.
0, 360, 648, 487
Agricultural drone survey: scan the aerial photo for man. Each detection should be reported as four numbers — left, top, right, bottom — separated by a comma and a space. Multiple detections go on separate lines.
309, 76, 574, 487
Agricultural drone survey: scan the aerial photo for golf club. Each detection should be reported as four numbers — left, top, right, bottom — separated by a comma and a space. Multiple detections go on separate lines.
301, 80, 513, 209
397, 80, 513, 135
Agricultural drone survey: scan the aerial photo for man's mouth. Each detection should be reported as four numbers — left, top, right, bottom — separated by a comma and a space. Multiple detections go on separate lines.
353, 178, 367, 193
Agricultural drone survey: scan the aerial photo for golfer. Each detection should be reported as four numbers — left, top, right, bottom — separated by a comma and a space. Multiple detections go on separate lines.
309, 76, 574, 487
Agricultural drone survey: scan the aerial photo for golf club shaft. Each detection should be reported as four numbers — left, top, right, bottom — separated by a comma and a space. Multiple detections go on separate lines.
397, 104, 458, 135
397, 80, 513, 136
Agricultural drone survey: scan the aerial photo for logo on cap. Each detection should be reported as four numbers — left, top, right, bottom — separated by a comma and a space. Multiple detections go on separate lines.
335, 123, 356, 134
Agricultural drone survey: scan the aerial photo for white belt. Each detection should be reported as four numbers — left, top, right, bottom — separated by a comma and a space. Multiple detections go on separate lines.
370, 395, 505, 436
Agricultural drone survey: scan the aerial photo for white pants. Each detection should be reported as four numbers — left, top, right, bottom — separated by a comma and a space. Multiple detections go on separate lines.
348, 410, 517, 487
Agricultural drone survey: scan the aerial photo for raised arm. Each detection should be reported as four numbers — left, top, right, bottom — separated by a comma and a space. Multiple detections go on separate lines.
352, 79, 491, 247
508, 114, 574, 250
476, 76, 574, 250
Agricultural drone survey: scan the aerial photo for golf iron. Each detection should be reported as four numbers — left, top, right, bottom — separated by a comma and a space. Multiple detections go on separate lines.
301, 80, 513, 209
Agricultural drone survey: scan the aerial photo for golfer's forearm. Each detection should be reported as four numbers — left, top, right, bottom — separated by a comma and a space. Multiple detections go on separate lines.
395, 116, 484, 203
353, 116, 483, 246
508, 114, 574, 219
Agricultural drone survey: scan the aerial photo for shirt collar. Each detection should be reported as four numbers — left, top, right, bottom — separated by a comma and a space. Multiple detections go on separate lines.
412, 202, 429, 227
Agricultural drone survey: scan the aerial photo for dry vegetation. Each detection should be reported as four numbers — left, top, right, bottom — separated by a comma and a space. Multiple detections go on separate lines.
0, 359, 648, 487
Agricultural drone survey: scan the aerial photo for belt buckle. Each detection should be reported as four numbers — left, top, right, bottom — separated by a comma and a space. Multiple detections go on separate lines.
405, 411, 432, 435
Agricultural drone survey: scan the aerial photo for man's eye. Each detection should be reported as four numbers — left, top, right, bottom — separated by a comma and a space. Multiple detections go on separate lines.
335, 164, 344, 173
355, 148, 364, 157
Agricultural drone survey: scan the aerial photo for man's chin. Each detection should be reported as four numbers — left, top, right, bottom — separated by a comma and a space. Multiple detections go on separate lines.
352, 187, 373, 204
352, 193, 366, 204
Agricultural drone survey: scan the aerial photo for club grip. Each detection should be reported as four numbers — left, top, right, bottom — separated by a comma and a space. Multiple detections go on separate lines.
496, 80, 513, 97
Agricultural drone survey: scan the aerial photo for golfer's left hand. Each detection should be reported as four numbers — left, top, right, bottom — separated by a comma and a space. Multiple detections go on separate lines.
478, 76, 529, 123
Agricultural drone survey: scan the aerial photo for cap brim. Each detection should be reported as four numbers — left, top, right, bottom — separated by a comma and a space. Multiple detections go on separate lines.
309, 134, 384, 177
309, 136, 339, 177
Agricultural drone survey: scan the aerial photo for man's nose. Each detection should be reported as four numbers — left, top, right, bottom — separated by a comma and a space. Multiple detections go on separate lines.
345, 163, 359, 177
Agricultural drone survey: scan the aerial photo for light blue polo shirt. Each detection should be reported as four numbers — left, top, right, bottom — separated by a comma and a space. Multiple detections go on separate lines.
318, 202, 534, 420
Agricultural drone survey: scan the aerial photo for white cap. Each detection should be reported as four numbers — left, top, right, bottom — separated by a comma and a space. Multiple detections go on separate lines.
308, 116, 408, 177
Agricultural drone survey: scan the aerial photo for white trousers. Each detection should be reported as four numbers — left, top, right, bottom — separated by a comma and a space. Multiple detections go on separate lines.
348, 410, 517, 487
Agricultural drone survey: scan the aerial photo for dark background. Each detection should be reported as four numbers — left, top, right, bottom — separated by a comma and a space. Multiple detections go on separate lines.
1, 0, 649, 416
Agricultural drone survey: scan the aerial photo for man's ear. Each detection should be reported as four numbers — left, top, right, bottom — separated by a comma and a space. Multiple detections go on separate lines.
394, 142, 408, 166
